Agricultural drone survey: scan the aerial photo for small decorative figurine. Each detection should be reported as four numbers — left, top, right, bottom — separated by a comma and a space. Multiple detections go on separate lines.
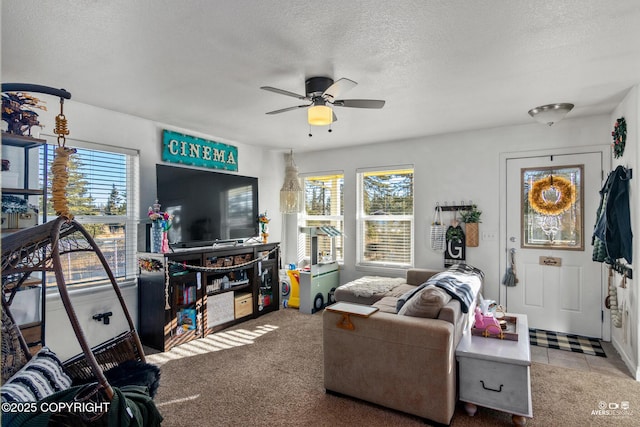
474, 307, 501, 331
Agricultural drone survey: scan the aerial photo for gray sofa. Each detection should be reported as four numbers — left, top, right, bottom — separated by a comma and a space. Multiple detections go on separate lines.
323, 268, 471, 425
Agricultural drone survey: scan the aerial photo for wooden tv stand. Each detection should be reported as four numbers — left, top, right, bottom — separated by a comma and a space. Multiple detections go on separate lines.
137, 242, 279, 351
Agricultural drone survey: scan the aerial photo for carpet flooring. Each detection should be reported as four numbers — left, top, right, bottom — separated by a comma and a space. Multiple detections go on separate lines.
529, 328, 606, 357
148, 309, 638, 426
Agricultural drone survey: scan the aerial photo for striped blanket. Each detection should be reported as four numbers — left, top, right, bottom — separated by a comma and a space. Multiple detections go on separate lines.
396, 264, 483, 313
426, 264, 483, 313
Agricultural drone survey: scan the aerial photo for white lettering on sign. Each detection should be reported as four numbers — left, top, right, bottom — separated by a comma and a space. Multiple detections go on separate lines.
168, 138, 236, 164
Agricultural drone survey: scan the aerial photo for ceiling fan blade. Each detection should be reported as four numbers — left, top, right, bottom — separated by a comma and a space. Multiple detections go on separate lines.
265, 104, 309, 115
322, 78, 357, 101
333, 99, 385, 109
333, 111, 338, 122
260, 86, 308, 100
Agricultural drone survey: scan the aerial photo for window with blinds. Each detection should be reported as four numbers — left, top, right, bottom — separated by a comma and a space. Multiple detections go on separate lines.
357, 167, 414, 268
39, 140, 139, 288
299, 173, 344, 263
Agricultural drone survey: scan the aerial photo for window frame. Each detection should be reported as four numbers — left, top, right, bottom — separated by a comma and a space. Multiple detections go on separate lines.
298, 172, 344, 265
356, 166, 415, 271
39, 135, 139, 290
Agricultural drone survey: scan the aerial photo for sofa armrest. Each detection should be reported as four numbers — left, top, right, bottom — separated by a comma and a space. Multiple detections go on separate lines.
406, 268, 441, 286
323, 309, 457, 424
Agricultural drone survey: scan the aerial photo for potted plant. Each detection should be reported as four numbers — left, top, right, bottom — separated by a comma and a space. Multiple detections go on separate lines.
460, 205, 482, 247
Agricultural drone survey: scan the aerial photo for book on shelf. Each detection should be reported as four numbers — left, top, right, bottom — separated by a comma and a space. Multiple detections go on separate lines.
177, 283, 196, 305
177, 308, 197, 334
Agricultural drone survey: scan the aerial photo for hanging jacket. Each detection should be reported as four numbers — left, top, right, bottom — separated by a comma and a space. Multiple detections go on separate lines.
593, 165, 632, 264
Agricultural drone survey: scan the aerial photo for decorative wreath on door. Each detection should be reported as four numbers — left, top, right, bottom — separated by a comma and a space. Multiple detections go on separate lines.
528, 175, 576, 216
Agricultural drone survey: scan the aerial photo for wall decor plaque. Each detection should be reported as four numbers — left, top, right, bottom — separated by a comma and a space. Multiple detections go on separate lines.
162, 129, 238, 171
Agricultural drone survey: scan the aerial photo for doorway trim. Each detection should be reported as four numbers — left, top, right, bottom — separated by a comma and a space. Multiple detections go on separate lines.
499, 144, 612, 341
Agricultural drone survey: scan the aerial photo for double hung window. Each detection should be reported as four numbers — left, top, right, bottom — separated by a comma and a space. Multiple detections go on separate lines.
39, 139, 139, 288
299, 173, 344, 263
356, 167, 414, 269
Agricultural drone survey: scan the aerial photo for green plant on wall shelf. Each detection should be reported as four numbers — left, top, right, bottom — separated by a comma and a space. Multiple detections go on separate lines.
460, 205, 482, 223
446, 226, 465, 242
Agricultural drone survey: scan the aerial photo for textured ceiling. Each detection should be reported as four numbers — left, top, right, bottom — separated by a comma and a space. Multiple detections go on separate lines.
3, 1, 640, 152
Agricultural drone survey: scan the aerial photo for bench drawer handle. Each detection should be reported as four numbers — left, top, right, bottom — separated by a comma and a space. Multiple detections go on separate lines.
480, 380, 503, 393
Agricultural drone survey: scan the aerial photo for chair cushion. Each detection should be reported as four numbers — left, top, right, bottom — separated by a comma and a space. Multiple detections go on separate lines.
1, 347, 72, 402
398, 285, 452, 318
1, 309, 30, 383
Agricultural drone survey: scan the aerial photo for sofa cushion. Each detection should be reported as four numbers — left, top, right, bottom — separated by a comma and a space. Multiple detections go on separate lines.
1, 347, 72, 402
334, 276, 407, 305
383, 283, 417, 299
398, 285, 452, 318
371, 296, 399, 313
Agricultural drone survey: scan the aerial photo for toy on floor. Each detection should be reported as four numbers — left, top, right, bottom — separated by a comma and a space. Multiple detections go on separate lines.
283, 269, 300, 309
297, 226, 341, 314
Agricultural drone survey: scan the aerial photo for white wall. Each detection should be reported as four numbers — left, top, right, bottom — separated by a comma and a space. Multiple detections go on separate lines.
22, 100, 284, 360
608, 86, 638, 378
292, 114, 611, 301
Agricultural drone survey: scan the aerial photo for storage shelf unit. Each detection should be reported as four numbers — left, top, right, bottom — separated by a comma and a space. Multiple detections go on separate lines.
1, 132, 45, 195
138, 242, 280, 351
1, 132, 47, 351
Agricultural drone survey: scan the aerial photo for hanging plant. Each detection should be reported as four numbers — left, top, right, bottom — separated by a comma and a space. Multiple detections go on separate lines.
612, 117, 627, 159
460, 205, 482, 223
528, 175, 576, 216
446, 226, 465, 242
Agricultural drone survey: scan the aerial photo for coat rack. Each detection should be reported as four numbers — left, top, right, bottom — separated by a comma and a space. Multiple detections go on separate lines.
611, 261, 633, 280
435, 201, 474, 212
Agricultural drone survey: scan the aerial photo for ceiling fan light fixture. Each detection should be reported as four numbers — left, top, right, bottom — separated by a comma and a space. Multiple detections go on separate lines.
528, 103, 574, 126
308, 104, 333, 126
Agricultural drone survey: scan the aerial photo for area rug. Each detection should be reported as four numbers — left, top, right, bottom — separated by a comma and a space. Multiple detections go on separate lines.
529, 328, 606, 357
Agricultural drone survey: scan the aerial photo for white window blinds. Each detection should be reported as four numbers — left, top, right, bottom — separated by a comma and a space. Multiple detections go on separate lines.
299, 173, 344, 263
39, 139, 139, 287
357, 167, 414, 268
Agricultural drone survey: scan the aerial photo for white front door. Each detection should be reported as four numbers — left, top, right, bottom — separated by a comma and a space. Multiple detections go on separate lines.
505, 152, 603, 338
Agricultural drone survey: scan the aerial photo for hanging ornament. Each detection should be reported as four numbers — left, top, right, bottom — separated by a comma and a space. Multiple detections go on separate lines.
612, 117, 627, 159
528, 175, 576, 216
51, 97, 76, 219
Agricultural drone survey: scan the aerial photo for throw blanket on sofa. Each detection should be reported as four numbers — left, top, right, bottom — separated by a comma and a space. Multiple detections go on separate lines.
397, 264, 483, 313
429, 264, 483, 313
339, 276, 407, 298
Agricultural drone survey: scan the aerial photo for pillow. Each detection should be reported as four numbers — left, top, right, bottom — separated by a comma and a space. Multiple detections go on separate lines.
396, 282, 429, 312
397, 285, 452, 318
1, 347, 72, 402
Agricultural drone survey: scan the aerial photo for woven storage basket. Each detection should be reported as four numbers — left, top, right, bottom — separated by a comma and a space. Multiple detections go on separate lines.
465, 222, 479, 247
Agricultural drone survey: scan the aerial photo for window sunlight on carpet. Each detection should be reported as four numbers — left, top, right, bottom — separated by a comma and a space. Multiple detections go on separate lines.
146, 324, 279, 366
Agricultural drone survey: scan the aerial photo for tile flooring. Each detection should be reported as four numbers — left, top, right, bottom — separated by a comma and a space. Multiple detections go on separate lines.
530, 341, 633, 378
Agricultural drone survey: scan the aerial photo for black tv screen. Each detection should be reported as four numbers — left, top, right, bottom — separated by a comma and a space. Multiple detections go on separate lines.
156, 164, 259, 247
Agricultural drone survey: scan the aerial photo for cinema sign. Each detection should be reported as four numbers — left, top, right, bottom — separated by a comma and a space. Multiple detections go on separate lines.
162, 130, 238, 171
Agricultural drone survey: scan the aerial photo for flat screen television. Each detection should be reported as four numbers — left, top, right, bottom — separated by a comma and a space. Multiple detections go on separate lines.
156, 164, 259, 248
